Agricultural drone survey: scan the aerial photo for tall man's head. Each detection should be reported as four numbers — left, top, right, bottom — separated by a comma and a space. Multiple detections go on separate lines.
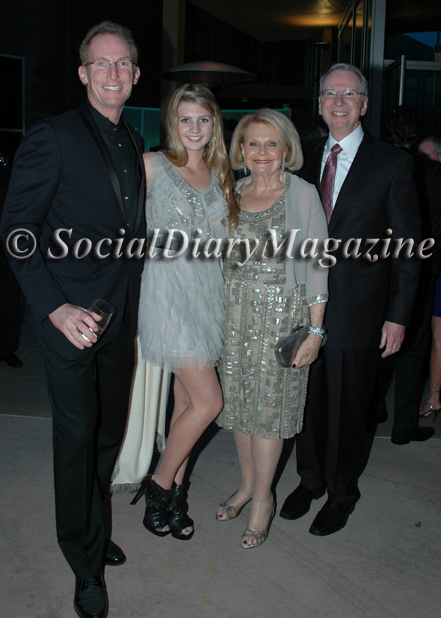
319, 63, 368, 141
418, 137, 441, 162
78, 21, 140, 124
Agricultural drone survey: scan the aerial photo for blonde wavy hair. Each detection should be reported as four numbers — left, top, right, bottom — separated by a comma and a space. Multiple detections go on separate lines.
165, 84, 237, 228
229, 109, 303, 172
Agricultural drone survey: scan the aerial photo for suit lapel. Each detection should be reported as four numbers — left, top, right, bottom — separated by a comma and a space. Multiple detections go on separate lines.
304, 138, 326, 190
77, 103, 126, 221
328, 131, 377, 235
124, 120, 146, 235
314, 142, 324, 188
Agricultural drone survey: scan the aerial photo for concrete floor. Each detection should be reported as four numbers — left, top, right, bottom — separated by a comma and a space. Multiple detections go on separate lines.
1, 316, 440, 618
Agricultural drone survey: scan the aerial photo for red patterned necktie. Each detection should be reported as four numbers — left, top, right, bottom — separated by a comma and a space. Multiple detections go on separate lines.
320, 143, 342, 223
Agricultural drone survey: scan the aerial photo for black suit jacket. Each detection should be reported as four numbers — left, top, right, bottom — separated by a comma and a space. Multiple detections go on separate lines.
298, 130, 421, 349
0, 101, 146, 343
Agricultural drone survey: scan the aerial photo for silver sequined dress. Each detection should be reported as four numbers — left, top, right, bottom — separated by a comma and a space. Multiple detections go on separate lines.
138, 152, 228, 372
217, 174, 322, 439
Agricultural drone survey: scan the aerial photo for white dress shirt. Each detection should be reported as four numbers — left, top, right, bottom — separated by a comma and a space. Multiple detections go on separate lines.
320, 123, 364, 209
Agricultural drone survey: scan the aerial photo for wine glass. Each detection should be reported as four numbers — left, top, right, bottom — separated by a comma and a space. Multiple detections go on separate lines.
87, 299, 114, 339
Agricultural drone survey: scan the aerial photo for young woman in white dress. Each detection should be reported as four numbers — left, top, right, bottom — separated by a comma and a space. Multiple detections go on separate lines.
131, 84, 235, 540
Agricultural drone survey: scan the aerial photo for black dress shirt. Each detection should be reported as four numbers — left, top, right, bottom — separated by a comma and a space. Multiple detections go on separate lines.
88, 102, 140, 233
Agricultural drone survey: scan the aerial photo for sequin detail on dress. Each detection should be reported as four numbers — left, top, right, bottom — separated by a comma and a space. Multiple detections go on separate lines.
138, 152, 228, 372
217, 175, 311, 439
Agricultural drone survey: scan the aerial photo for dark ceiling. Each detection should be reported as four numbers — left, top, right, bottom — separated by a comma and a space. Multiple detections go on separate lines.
191, 0, 441, 42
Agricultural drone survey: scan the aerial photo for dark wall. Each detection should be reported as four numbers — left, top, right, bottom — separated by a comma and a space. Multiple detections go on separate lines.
184, 2, 310, 116
1, 0, 69, 126
0, 0, 163, 131
185, 2, 260, 77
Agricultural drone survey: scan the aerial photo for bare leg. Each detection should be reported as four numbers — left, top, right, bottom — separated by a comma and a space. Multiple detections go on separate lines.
420, 316, 441, 415
160, 378, 192, 536
151, 366, 222, 536
154, 366, 223, 489
216, 430, 254, 520
241, 436, 283, 548
169, 377, 191, 486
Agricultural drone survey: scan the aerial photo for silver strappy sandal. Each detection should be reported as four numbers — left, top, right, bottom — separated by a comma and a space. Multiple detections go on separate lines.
215, 490, 251, 521
419, 382, 441, 421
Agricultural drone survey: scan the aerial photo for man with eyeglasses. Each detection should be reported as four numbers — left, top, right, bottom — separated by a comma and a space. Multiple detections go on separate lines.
280, 63, 421, 536
1, 21, 145, 618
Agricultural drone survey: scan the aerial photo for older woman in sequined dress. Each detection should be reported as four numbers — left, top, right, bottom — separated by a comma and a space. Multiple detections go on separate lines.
216, 109, 328, 548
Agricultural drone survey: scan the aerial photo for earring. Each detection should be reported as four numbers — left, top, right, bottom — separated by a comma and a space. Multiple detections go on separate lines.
281, 157, 285, 176
244, 165, 248, 175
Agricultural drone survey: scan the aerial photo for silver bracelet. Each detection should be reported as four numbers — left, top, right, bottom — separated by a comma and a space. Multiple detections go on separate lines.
308, 326, 326, 339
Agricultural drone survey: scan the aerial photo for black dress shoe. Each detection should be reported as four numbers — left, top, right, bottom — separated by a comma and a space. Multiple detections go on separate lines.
104, 539, 126, 566
391, 426, 435, 445
309, 499, 355, 536
74, 575, 108, 618
279, 485, 326, 520
3, 353, 23, 368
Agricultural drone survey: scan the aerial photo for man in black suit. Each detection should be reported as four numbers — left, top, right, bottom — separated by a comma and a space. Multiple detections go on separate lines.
280, 64, 421, 536
1, 22, 145, 618
379, 105, 441, 444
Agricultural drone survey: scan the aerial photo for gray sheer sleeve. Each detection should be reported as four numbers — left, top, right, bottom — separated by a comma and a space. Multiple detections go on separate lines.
285, 176, 329, 303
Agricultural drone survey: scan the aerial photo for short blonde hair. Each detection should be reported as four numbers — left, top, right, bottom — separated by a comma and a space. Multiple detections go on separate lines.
229, 109, 303, 172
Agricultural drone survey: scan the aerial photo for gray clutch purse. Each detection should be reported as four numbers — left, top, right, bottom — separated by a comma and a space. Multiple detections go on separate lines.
275, 324, 326, 367
274, 325, 310, 367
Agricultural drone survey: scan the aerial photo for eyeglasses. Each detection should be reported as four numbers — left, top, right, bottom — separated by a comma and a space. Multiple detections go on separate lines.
84, 59, 134, 70
320, 88, 365, 99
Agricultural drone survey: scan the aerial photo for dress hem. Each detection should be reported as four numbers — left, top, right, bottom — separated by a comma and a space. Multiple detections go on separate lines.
215, 421, 303, 440
145, 354, 219, 374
